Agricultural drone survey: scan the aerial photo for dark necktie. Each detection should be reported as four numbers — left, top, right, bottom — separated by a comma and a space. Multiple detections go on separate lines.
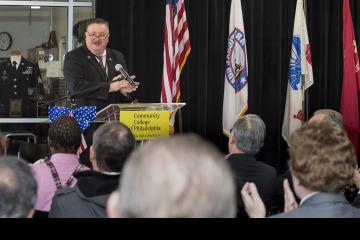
95, 55, 107, 76
12, 61, 17, 70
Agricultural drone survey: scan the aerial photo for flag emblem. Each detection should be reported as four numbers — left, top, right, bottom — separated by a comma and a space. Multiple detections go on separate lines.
289, 36, 301, 91
225, 28, 248, 93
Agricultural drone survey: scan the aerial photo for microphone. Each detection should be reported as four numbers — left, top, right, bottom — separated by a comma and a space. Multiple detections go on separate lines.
115, 64, 135, 85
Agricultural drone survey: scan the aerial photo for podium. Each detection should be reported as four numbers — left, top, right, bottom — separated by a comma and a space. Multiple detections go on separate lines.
95, 103, 185, 140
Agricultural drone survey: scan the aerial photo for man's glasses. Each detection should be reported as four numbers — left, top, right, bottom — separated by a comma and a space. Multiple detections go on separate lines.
87, 32, 109, 40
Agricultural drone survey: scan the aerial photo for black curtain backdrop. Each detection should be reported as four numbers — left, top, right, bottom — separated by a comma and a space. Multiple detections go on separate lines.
96, 0, 360, 174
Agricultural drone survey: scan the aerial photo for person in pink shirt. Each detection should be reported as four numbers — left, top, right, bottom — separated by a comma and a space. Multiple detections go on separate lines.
31, 116, 88, 212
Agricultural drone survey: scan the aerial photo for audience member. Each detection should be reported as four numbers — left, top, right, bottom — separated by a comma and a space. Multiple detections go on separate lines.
0, 156, 37, 218
227, 114, 276, 217
107, 134, 236, 218
241, 121, 360, 218
31, 116, 89, 213
309, 109, 360, 204
49, 122, 135, 218
272, 108, 346, 213
310, 108, 344, 129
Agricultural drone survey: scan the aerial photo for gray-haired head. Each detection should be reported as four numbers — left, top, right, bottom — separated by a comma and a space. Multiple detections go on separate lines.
311, 109, 344, 129
0, 156, 37, 218
231, 114, 266, 155
115, 134, 236, 218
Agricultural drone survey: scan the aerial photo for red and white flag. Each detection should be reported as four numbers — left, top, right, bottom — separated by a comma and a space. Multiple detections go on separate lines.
161, 0, 191, 126
282, 0, 313, 144
77, 133, 87, 156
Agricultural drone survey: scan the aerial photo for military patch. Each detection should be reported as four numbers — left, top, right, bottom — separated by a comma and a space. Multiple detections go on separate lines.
22, 66, 33, 75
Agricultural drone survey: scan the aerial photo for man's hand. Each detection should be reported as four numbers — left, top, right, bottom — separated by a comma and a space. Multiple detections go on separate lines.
241, 182, 266, 218
109, 75, 139, 93
283, 179, 298, 212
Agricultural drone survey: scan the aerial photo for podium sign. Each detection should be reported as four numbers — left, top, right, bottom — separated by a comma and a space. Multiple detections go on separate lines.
120, 110, 169, 140
95, 103, 186, 141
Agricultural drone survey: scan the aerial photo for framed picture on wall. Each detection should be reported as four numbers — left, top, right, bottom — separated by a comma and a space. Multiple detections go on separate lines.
9, 99, 22, 118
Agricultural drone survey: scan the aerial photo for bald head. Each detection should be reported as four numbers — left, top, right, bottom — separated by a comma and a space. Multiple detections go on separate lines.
309, 109, 344, 129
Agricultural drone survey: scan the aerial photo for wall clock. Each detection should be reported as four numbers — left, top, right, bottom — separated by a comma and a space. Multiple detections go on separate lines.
0, 32, 12, 51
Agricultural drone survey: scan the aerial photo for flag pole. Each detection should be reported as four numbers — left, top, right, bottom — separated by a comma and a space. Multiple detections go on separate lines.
303, 0, 310, 121
301, 75, 306, 123
178, 97, 183, 133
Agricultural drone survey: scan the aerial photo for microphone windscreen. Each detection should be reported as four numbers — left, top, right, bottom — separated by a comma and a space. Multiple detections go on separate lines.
115, 64, 122, 71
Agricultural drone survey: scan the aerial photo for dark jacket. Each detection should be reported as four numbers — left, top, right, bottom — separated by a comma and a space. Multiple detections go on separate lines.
272, 192, 360, 218
0, 57, 41, 117
49, 170, 120, 218
227, 153, 277, 217
64, 45, 133, 111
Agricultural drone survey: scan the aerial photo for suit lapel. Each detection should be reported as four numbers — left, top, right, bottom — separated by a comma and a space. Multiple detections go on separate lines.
107, 49, 116, 82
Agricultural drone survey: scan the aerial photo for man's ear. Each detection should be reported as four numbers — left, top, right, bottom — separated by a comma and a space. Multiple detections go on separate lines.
89, 145, 97, 170
229, 132, 236, 145
48, 137, 53, 148
107, 191, 120, 218
89, 145, 95, 162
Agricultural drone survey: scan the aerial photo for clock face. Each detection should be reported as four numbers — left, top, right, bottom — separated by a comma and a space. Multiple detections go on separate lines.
0, 32, 12, 51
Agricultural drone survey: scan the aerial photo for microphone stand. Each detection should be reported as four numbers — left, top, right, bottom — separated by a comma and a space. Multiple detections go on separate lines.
38, 77, 125, 108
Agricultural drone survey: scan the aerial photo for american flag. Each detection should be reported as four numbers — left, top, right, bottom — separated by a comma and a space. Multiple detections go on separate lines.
161, 0, 191, 126
78, 134, 87, 156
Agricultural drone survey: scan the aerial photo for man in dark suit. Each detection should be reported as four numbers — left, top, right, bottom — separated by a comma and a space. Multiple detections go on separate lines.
241, 121, 360, 218
64, 18, 139, 168
227, 114, 277, 218
64, 18, 139, 111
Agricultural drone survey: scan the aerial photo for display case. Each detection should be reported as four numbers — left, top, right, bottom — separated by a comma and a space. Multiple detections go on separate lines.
0, 1, 94, 118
